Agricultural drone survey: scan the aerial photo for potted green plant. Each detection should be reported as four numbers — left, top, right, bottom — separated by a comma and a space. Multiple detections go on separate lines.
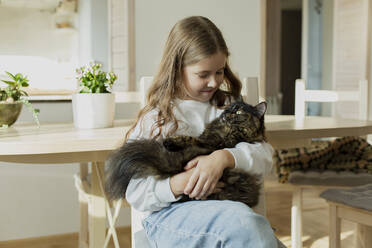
72, 61, 117, 128
0, 72, 40, 127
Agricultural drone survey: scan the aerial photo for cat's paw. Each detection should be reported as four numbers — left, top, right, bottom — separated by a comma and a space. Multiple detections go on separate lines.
163, 138, 184, 151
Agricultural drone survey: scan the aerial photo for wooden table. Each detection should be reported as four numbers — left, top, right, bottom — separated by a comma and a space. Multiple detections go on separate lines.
0, 120, 134, 248
266, 115, 372, 148
1, 116, 372, 247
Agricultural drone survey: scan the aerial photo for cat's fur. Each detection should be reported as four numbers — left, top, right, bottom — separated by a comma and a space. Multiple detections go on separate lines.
105, 101, 267, 207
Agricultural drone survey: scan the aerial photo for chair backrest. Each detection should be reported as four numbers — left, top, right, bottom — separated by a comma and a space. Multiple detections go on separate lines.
139, 76, 153, 107
294, 78, 368, 120
113, 76, 153, 108
242, 77, 259, 105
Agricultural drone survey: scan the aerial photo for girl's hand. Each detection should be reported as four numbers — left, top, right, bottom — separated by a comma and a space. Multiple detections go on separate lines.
170, 168, 195, 198
169, 168, 224, 198
184, 150, 235, 199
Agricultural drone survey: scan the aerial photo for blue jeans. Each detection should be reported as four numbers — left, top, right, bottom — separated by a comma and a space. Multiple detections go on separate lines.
143, 200, 278, 248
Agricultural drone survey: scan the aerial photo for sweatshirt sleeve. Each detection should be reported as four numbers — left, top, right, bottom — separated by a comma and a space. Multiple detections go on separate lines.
124, 111, 181, 212
224, 142, 274, 176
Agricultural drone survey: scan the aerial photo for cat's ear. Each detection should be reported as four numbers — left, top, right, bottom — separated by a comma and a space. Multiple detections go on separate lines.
255, 102, 267, 117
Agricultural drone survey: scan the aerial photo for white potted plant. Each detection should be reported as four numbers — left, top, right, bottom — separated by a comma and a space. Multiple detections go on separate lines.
72, 62, 117, 129
0, 72, 40, 128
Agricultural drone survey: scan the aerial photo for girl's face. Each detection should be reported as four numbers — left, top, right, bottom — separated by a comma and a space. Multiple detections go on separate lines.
182, 52, 227, 102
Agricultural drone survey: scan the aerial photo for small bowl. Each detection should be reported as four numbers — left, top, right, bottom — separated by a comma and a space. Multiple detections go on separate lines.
0, 101, 23, 126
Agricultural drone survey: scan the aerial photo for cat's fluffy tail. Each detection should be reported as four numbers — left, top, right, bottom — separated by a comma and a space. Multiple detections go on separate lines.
105, 139, 179, 201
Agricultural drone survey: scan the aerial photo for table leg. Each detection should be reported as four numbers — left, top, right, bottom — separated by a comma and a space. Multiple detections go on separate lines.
89, 161, 106, 248
79, 162, 89, 248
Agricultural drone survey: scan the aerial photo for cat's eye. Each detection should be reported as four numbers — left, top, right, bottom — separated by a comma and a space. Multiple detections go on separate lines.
236, 110, 242, 114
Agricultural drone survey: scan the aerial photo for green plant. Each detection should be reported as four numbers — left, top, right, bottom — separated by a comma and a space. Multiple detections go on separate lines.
0, 72, 40, 126
76, 62, 117, 93
0, 72, 29, 102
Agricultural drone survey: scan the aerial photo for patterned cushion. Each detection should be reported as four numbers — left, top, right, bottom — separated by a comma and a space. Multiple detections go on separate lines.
320, 184, 372, 211
274, 137, 372, 183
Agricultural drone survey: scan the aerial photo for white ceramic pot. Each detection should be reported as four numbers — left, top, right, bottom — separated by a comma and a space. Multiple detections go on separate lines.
72, 93, 115, 129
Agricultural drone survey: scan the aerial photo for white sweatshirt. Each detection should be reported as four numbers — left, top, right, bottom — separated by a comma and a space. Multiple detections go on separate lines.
125, 99, 274, 216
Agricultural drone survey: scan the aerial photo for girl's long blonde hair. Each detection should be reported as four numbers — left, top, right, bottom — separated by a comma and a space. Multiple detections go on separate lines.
126, 16, 242, 140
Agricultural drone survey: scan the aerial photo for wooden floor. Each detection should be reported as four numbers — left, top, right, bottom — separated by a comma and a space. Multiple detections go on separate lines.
1, 179, 358, 248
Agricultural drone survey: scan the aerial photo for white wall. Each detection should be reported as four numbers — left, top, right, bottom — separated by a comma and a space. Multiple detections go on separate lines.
135, 0, 261, 87
0, 163, 80, 239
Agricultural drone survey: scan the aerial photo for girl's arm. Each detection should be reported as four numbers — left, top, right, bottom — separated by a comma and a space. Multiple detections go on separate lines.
224, 141, 274, 175
125, 110, 188, 212
126, 176, 181, 211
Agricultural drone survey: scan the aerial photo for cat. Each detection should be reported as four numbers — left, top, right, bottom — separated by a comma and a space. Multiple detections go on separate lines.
105, 101, 267, 207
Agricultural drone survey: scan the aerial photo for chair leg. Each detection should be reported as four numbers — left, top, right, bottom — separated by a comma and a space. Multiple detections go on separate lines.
78, 192, 89, 248
291, 187, 303, 248
78, 163, 89, 248
94, 163, 123, 248
103, 197, 123, 248
329, 204, 341, 248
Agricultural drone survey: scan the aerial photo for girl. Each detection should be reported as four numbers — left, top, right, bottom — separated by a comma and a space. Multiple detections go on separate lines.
126, 16, 278, 247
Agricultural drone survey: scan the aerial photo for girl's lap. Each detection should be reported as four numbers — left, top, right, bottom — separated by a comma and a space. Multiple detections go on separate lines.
144, 200, 252, 232
143, 200, 278, 248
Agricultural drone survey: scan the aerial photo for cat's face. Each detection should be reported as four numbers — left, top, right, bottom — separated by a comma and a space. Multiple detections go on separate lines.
220, 101, 267, 141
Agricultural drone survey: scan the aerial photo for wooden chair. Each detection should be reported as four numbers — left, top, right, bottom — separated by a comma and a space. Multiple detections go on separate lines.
74, 76, 151, 248
289, 78, 371, 248
320, 184, 372, 248
242, 77, 259, 105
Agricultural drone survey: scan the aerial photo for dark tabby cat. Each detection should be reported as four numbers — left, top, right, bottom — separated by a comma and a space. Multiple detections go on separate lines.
106, 101, 267, 207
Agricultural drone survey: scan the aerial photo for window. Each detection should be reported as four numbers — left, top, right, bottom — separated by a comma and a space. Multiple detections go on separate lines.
0, 3, 78, 99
